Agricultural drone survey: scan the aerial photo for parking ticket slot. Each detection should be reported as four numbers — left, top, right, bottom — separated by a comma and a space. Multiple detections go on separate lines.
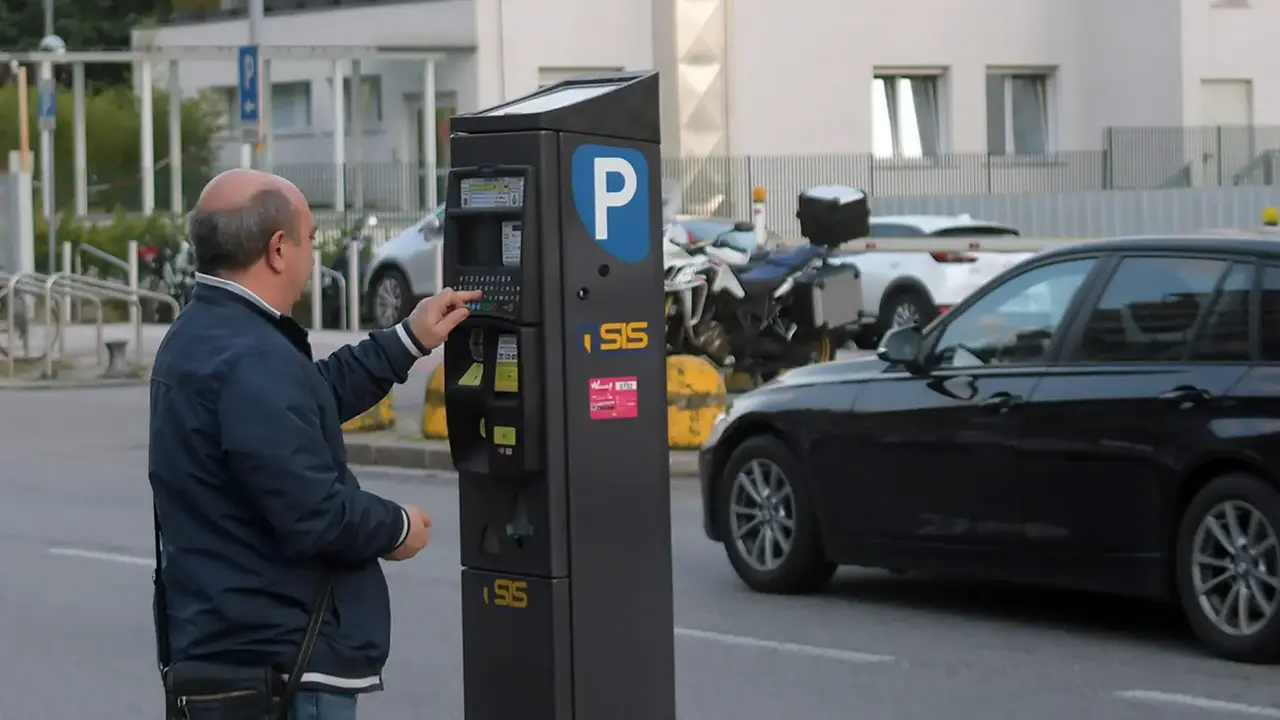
445, 72, 675, 720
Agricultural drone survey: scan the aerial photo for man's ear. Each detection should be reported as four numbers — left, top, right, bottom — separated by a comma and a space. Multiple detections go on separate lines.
264, 231, 288, 274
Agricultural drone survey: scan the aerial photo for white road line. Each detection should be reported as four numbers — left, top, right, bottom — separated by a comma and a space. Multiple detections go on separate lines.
46, 549, 890, 665
1115, 691, 1280, 718
674, 627, 896, 663
47, 547, 152, 566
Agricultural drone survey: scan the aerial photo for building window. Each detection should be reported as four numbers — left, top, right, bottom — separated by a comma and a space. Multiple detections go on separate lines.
271, 81, 312, 132
331, 75, 383, 126
871, 73, 942, 159
986, 71, 1051, 155
209, 87, 238, 133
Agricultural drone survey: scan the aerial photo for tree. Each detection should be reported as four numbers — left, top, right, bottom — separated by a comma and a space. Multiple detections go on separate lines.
0, 83, 222, 214
0, 0, 171, 86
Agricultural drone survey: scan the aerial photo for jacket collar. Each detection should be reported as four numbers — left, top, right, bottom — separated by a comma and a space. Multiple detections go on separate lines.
192, 274, 312, 359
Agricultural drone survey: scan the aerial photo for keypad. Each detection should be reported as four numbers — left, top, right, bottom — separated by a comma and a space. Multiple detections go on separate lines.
455, 272, 521, 316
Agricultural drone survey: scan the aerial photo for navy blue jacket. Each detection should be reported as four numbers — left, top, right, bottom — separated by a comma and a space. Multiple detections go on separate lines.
149, 278, 426, 693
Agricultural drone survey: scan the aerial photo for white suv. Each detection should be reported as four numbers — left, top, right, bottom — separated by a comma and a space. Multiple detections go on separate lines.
828, 214, 1033, 349
363, 205, 444, 328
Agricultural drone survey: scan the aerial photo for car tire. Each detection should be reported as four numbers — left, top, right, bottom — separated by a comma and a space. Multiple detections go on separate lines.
1175, 472, 1280, 664
717, 434, 836, 594
369, 268, 415, 329
879, 287, 935, 336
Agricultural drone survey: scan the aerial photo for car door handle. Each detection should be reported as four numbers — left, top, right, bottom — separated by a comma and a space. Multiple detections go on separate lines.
979, 392, 1023, 412
1158, 385, 1212, 405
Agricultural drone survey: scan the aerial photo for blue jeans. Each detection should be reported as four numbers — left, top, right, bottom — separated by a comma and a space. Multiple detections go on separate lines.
288, 692, 357, 720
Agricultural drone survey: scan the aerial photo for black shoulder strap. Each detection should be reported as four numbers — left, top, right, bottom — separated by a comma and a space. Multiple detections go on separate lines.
153, 502, 333, 719
274, 573, 333, 720
153, 504, 171, 673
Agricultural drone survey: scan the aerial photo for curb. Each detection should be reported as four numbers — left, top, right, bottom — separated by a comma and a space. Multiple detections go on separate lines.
0, 377, 150, 390
344, 436, 702, 477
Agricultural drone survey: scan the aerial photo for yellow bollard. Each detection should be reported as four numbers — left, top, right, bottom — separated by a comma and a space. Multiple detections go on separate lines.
1263, 206, 1279, 227
667, 354, 728, 450
342, 394, 395, 432
421, 363, 449, 439
724, 370, 759, 393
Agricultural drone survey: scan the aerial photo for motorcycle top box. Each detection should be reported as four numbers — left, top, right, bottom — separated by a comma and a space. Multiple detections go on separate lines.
796, 186, 870, 249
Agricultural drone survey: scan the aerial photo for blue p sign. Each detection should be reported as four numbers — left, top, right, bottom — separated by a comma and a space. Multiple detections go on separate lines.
570, 144, 650, 263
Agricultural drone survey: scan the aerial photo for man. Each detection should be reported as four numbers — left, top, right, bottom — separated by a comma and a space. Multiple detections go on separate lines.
149, 169, 478, 719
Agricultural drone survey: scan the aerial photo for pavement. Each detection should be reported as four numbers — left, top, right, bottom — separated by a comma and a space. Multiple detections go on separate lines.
2, 387, 1279, 719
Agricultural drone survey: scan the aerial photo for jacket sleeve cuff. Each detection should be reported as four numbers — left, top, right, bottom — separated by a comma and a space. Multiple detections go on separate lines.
396, 320, 431, 358
393, 507, 411, 549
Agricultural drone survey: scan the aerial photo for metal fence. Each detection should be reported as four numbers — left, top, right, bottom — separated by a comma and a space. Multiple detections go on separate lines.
871, 186, 1280, 238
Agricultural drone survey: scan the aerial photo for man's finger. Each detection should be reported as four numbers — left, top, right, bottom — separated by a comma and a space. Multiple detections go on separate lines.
434, 307, 470, 336
451, 289, 483, 303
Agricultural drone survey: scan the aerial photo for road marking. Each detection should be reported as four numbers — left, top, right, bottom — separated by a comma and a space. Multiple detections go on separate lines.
48, 547, 152, 566
1115, 691, 1280, 717
674, 627, 896, 663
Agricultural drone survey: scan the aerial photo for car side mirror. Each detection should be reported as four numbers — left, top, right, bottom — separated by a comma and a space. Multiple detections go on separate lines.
877, 326, 924, 369
423, 216, 442, 234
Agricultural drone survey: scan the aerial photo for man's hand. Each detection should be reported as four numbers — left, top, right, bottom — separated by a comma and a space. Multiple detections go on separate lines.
385, 505, 432, 561
407, 288, 483, 350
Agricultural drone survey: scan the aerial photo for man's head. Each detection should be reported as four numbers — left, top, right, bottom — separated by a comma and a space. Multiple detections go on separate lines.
187, 169, 316, 313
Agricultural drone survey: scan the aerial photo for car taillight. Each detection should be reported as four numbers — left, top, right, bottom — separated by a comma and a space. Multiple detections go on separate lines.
930, 251, 976, 263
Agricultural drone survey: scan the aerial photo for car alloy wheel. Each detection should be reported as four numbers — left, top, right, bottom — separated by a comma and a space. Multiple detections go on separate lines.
729, 458, 797, 572
1191, 499, 1280, 637
890, 301, 920, 328
373, 275, 405, 328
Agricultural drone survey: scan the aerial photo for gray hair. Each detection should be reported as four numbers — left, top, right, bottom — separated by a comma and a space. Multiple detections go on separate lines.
187, 188, 297, 275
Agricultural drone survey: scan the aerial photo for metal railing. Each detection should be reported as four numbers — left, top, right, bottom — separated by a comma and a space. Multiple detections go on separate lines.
0, 269, 178, 379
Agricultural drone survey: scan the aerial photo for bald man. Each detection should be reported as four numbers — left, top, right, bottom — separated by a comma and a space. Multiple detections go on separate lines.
149, 170, 479, 720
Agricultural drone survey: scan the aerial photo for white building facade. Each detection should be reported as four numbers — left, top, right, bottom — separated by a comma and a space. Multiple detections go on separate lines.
134, 0, 1280, 211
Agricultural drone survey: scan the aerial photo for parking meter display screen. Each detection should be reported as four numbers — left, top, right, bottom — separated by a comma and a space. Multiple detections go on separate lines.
461, 177, 524, 208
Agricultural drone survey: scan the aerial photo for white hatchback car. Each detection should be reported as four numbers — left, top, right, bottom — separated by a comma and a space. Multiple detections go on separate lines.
362, 205, 444, 328
828, 214, 1034, 349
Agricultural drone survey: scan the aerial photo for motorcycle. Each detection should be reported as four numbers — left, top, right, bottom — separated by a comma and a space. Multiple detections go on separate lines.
664, 220, 862, 378
137, 242, 196, 321
321, 214, 378, 329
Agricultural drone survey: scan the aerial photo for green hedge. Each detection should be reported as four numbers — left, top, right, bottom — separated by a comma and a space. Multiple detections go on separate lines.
0, 84, 221, 214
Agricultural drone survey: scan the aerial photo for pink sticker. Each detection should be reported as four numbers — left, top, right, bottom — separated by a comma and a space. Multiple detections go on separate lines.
588, 376, 639, 420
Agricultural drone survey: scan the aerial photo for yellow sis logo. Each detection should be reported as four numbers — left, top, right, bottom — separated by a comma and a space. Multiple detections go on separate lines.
580, 322, 649, 353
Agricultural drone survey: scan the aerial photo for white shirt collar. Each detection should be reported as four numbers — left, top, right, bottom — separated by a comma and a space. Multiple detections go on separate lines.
195, 272, 282, 318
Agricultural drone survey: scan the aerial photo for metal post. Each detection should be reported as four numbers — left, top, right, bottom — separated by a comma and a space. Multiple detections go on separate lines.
127, 239, 139, 328
333, 60, 346, 213
247, 0, 264, 170
39, 60, 55, 275
260, 58, 274, 172
72, 62, 88, 217
168, 60, 183, 215
346, 241, 360, 332
139, 61, 156, 216
351, 60, 364, 209
311, 248, 323, 331
423, 59, 438, 208
59, 241, 71, 356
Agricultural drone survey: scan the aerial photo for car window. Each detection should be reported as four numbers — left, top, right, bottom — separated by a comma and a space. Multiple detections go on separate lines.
1073, 257, 1238, 364
931, 226, 1021, 237
1187, 262, 1252, 362
932, 258, 1097, 369
1259, 266, 1280, 361
867, 223, 924, 237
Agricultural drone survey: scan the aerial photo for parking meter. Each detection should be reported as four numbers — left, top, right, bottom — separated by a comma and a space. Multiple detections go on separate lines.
443, 72, 675, 720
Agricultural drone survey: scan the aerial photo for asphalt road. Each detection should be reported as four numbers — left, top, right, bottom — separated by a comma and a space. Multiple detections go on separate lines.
3, 387, 1279, 719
